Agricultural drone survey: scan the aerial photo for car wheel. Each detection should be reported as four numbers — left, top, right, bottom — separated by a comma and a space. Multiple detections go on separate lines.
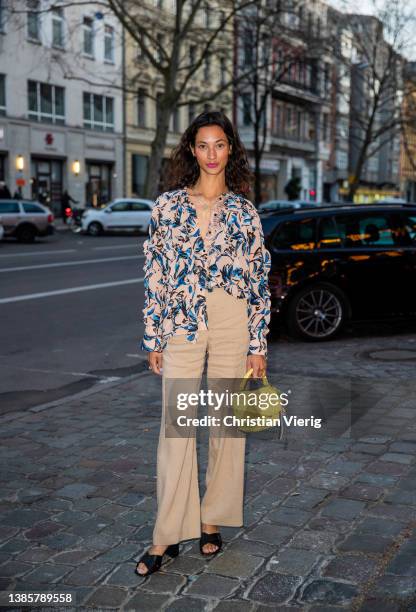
87, 222, 103, 236
286, 282, 348, 341
16, 225, 36, 243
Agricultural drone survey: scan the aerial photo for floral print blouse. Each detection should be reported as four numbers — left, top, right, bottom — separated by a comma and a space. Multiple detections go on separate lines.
140, 187, 272, 356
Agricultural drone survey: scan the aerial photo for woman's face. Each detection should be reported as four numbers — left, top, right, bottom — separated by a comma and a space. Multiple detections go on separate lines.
190, 125, 231, 178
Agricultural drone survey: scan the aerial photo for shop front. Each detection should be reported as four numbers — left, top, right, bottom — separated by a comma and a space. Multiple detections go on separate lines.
0, 153, 5, 182
31, 156, 64, 215
338, 185, 403, 204
248, 157, 280, 202
86, 161, 113, 207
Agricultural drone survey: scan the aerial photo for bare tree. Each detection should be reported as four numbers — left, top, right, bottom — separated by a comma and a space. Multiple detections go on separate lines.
235, 1, 330, 205
331, 0, 416, 201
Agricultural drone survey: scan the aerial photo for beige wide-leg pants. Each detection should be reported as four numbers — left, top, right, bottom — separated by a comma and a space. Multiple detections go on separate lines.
152, 287, 250, 545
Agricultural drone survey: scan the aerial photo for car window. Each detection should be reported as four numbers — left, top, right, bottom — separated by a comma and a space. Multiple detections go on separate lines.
272, 218, 316, 250
260, 216, 281, 240
0, 201, 20, 213
110, 201, 130, 212
22, 203, 44, 213
401, 213, 416, 245
335, 213, 397, 248
130, 202, 150, 211
317, 216, 342, 249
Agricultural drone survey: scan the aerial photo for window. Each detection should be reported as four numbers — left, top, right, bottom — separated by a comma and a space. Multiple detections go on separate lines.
204, 57, 210, 81
27, 0, 41, 42
131, 154, 148, 196
83, 16, 94, 57
110, 201, 130, 212
137, 88, 146, 127
189, 45, 196, 66
242, 93, 251, 126
0, 0, 5, 32
156, 33, 164, 63
83, 93, 114, 131
104, 25, 114, 62
335, 214, 397, 248
322, 113, 329, 143
52, 7, 64, 48
155, 92, 163, 127
188, 101, 196, 124
274, 104, 281, 134
243, 31, 253, 66
204, 4, 211, 27
0, 74, 5, 115
336, 150, 348, 170
28, 80, 65, 124
220, 57, 226, 87
0, 201, 19, 213
171, 105, 179, 132
401, 213, 416, 245
137, 36, 147, 62
323, 62, 331, 96
130, 201, 151, 211
23, 202, 44, 213
367, 155, 378, 173
272, 218, 316, 250
317, 216, 342, 249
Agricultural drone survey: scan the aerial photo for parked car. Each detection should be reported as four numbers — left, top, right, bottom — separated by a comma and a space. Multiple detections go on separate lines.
0, 220, 4, 241
263, 203, 416, 340
258, 199, 321, 213
0, 200, 54, 242
81, 198, 155, 236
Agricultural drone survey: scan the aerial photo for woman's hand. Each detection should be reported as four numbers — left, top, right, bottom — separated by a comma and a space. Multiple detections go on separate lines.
246, 354, 267, 378
148, 351, 163, 375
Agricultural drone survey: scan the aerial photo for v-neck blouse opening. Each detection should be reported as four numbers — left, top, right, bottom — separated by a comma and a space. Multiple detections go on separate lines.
182, 186, 232, 246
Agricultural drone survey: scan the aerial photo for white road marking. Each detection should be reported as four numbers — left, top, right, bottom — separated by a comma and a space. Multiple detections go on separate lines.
0, 363, 100, 378
93, 244, 141, 251
0, 249, 76, 259
0, 277, 144, 304
0, 254, 143, 273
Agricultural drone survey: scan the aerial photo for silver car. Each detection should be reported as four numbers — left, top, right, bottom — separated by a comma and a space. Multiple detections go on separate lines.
0, 200, 55, 242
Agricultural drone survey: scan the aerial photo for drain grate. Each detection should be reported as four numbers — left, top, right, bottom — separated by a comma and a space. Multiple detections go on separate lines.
363, 348, 416, 362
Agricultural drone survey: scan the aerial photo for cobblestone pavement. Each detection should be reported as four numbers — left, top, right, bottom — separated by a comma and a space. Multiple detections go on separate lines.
1, 331, 416, 611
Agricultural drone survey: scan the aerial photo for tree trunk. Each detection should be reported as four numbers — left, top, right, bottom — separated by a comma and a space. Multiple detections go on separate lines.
254, 132, 262, 207
144, 101, 172, 200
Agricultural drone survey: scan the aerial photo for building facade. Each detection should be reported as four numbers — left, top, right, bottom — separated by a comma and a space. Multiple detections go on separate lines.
0, 0, 123, 216
326, 10, 403, 203
124, 0, 233, 199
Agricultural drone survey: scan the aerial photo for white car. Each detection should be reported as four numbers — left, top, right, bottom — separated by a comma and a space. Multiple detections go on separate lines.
81, 198, 155, 236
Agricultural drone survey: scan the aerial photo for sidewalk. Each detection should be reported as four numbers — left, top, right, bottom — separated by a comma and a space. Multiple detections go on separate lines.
1, 333, 416, 611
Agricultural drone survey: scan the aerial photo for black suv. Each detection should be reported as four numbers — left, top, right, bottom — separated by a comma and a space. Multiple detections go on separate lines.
261, 204, 416, 340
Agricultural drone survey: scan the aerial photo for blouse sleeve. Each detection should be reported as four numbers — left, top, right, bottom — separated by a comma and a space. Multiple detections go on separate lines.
246, 206, 272, 357
141, 196, 167, 352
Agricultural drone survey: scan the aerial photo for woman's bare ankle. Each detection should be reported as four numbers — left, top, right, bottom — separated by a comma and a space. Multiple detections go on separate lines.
201, 523, 218, 533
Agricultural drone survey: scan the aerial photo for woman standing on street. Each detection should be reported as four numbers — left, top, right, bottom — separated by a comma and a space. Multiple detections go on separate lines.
136, 110, 271, 576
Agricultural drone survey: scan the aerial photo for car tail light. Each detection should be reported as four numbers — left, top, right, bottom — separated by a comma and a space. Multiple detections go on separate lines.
48, 213, 54, 222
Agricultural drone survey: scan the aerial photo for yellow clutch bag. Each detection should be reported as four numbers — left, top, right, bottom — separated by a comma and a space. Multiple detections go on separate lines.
231, 368, 285, 433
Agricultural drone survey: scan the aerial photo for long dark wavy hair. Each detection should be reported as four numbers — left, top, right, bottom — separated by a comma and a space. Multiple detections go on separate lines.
164, 110, 253, 196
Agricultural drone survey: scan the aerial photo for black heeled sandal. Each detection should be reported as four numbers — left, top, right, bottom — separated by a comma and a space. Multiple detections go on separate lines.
135, 543, 180, 576
199, 531, 222, 556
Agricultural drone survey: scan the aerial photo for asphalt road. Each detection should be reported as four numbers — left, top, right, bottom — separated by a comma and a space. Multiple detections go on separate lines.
0, 228, 149, 414
2, 227, 416, 416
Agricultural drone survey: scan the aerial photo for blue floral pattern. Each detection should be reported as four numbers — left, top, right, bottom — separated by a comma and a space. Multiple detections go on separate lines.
141, 188, 271, 356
